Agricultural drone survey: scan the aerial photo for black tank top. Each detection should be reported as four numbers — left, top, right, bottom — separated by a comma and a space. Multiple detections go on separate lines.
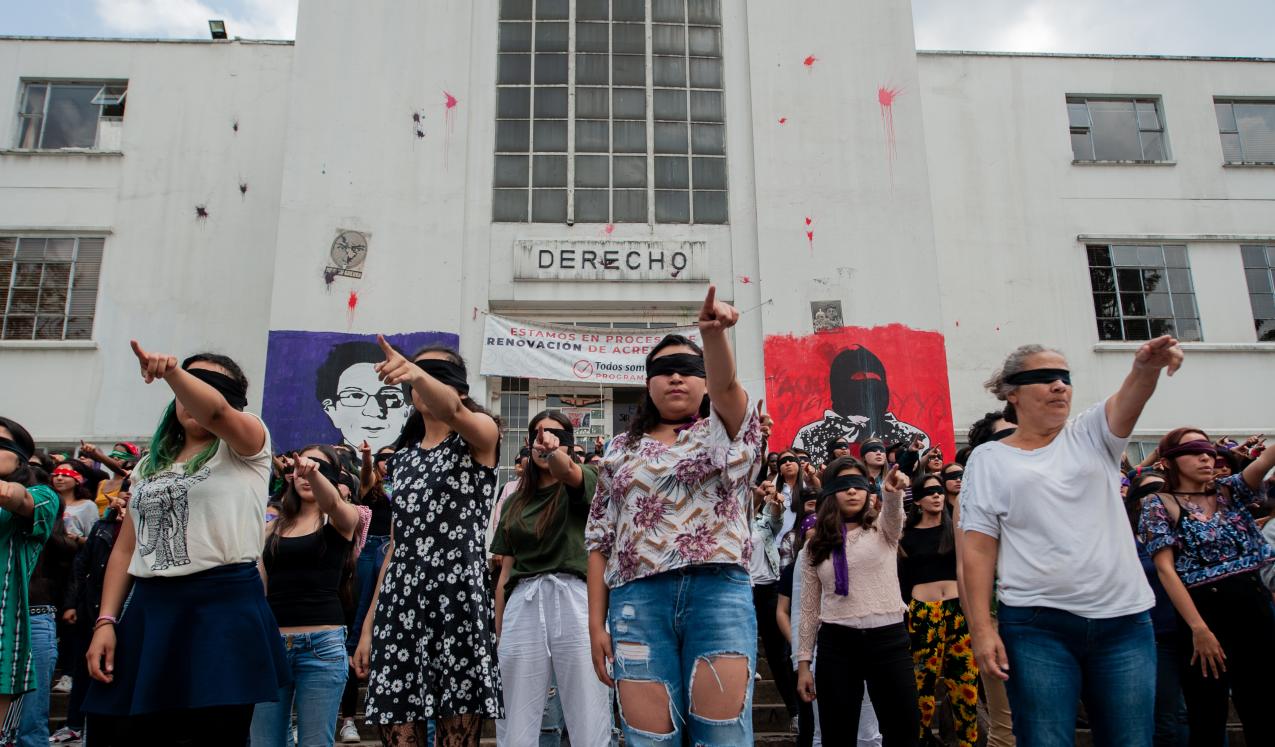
899, 524, 958, 589
263, 522, 351, 627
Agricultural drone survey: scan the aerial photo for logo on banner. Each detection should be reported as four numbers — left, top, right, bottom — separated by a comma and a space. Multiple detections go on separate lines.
572, 360, 595, 379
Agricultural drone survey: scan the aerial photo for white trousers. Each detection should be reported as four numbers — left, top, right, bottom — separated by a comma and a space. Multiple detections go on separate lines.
496, 574, 611, 747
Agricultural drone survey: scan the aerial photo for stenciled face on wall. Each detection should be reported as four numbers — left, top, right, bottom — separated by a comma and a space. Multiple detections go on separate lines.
262, 330, 459, 454
317, 349, 411, 452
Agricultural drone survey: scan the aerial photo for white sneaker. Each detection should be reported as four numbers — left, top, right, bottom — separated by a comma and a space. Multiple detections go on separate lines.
52, 675, 73, 693
49, 726, 81, 743
338, 718, 361, 743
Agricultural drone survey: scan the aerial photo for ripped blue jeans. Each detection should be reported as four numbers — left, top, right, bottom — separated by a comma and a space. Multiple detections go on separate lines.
607, 564, 756, 746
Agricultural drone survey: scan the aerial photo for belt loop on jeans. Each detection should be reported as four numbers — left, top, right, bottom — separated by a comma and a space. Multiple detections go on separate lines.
28, 605, 57, 617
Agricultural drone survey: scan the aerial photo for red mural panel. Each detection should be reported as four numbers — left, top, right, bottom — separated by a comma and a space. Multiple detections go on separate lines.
764, 324, 955, 459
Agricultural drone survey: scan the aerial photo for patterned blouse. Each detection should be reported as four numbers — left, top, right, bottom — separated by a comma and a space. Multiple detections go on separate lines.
1138, 474, 1275, 588
584, 396, 763, 590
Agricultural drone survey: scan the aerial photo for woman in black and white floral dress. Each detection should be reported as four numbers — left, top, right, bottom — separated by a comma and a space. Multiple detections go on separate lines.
353, 340, 501, 747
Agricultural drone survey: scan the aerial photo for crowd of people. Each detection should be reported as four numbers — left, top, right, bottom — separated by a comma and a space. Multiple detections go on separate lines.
0, 286, 1272, 747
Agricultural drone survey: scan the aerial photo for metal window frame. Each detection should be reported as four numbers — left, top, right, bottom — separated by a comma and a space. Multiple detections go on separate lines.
1066, 95, 1169, 162
1, 235, 97, 341
494, 0, 726, 225
1239, 243, 1275, 340
15, 80, 127, 150
1086, 243, 1201, 342
1214, 98, 1275, 164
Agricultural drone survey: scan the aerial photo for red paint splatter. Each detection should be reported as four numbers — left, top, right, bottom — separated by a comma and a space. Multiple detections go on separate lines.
806, 230, 815, 248
878, 85, 904, 170
604, 223, 614, 235
805, 216, 812, 226
347, 290, 358, 311
803, 55, 817, 67
739, 275, 752, 284
444, 91, 458, 110
778, 117, 788, 125
442, 91, 458, 168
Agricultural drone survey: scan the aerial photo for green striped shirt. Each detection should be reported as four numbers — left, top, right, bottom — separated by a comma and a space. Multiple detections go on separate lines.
0, 484, 57, 695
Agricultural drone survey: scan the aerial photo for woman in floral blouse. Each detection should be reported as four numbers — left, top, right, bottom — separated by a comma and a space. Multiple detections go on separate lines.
1139, 426, 1275, 747
585, 286, 761, 746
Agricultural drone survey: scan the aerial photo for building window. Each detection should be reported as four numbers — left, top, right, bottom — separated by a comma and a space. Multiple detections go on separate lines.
493, 0, 727, 224
1068, 97, 1167, 162
1241, 244, 1275, 341
495, 376, 530, 485
1086, 244, 1200, 342
16, 81, 127, 150
1214, 100, 1275, 164
0, 236, 103, 341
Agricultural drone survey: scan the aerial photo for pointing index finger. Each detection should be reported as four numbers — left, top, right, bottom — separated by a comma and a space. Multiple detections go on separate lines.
701, 285, 717, 314
129, 339, 147, 361
376, 334, 396, 360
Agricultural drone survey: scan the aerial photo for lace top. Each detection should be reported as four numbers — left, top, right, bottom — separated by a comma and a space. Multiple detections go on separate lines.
1138, 474, 1274, 588
796, 489, 907, 662
584, 396, 763, 589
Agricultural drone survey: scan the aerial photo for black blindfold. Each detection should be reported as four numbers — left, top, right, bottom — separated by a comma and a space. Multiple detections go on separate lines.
821, 474, 874, 498
916, 484, 946, 499
778, 456, 799, 466
859, 442, 885, 456
0, 438, 31, 463
184, 366, 248, 410
1005, 368, 1071, 387
647, 353, 705, 380
536, 427, 576, 448
415, 359, 470, 395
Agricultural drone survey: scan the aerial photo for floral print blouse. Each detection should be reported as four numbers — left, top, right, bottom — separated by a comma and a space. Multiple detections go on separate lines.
584, 396, 763, 589
1138, 474, 1275, 588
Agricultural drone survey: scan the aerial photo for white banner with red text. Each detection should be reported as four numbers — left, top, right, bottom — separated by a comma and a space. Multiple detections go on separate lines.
479, 314, 701, 385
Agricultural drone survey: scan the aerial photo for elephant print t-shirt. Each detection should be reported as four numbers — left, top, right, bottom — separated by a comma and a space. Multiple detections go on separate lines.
127, 415, 272, 578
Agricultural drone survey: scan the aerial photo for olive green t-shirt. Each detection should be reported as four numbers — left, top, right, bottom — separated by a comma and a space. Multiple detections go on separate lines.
490, 465, 597, 597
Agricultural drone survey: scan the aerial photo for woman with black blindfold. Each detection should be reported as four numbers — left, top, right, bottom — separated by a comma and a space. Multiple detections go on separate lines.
1138, 427, 1275, 747
353, 340, 502, 747
901, 473, 978, 746
585, 286, 762, 745
83, 341, 285, 745
797, 456, 916, 744
0, 416, 59, 735
490, 411, 610, 746
961, 338, 1183, 746
250, 445, 360, 746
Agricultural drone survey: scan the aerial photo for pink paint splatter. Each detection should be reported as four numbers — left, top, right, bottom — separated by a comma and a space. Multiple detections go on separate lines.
346, 290, 359, 329
804, 216, 812, 226
604, 223, 614, 235
803, 55, 817, 68
444, 91, 458, 110
805, 216, 814, 254
778, 117, 788, 125
443, 91, 458, 168
806, 230, 815, 248
738, 275, 752, 284
878, 85, 904, 170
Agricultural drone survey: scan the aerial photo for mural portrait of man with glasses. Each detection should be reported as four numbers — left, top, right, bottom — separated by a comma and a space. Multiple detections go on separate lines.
315, 341, 413, 452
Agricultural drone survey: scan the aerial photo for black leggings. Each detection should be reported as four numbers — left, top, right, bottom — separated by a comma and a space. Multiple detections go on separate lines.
815, 621, 919, 747
1179, 572, 1275, 747
85, 704, 254, 746
753, 582, 798, 717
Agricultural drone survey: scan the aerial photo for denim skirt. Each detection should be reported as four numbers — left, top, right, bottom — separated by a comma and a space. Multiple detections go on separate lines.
83, 562, 291, 716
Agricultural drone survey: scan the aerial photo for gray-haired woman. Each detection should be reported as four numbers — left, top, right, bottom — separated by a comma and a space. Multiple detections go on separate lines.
959, 337, 1182, 746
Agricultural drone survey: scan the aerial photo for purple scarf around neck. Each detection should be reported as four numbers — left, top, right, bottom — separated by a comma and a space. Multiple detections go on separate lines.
832, 520, 851, 596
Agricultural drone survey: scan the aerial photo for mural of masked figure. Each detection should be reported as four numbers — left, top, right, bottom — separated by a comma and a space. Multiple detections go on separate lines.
316, 341, 413, 452
792, 344, 929, 453
133, 468, 210, 572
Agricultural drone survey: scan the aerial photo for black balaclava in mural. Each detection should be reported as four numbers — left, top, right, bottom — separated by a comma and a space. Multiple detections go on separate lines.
829, 345, 890, 431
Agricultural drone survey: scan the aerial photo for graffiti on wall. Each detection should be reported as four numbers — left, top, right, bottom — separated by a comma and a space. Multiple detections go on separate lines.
764, 324, 954, 458
262, 330, 459, 453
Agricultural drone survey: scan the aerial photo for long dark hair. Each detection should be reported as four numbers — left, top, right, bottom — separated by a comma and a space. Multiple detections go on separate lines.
394, 345, 501, 450
904, 474, 954, 555
55, 460, 96, 503
266, 444, 358, 608
806, 456, 879, 565
0, 416, 37, 487
502, 410, 572, 543
136, 352, 247, 479
622, 334, 710, 450
776, 449, 806, 524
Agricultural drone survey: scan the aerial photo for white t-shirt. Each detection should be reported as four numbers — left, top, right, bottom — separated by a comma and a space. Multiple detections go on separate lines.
63, 500, 99, 538
128, 416, 272, 578
959, 400, 1153, 618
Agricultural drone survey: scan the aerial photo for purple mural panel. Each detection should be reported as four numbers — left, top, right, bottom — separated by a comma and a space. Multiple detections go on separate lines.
262, 330, 459, 453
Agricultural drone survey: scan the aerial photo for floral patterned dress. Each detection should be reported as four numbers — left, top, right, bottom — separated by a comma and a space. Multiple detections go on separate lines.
585, 396, 762, 589
365, 432, 502, 723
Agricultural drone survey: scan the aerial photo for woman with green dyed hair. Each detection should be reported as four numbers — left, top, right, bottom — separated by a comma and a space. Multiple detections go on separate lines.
82, 341, 290, 745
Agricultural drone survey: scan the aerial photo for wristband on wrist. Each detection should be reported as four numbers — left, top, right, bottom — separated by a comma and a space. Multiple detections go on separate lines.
95, 614, 118, 627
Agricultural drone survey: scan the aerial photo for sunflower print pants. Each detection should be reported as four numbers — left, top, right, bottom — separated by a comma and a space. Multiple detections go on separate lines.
907, 598, 980, 747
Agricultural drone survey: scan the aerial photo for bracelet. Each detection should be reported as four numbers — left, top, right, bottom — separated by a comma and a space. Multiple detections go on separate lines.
95, 614, 118, 626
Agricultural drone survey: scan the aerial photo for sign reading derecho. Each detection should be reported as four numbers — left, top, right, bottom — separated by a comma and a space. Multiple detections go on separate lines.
481, 314, 700, 385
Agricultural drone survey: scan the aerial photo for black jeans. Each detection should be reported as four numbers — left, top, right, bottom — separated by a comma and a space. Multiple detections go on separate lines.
86, 704, 254, 746
1178, 572, 1275, 747
815, 621, 919, 747
753, 582, 798, 717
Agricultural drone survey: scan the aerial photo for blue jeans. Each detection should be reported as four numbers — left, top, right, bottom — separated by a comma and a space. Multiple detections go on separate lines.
607, 565, 756, 746
347, 535, 389, 650
998, 605, 1155, 747
1153, 635, 1188, 747
539, 676, 564, 747
250, 628, 349, 747
16, 612, 57, 747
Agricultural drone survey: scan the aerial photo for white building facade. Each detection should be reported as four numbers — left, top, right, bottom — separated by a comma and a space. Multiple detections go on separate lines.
1, 0, 1272, 467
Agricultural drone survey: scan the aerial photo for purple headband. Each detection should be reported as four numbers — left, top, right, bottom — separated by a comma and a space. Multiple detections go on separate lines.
799, 513, 818, 536
1161, 440, 1216, 459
